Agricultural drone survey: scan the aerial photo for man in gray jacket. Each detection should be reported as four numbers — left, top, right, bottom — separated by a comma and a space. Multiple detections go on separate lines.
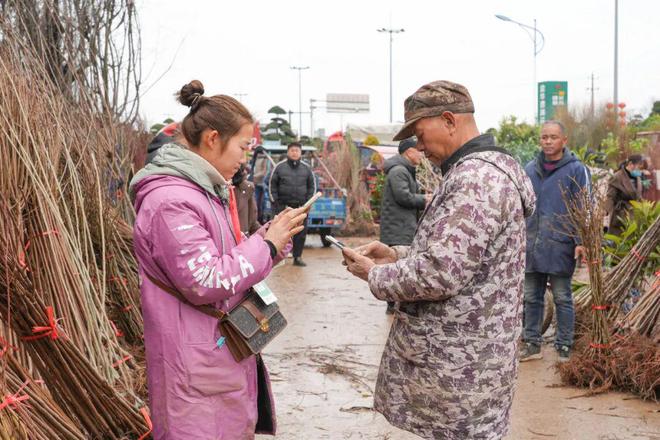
380, 137, 430, 312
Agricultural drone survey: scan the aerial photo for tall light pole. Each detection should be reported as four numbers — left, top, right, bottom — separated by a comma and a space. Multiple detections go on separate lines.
613, 0, 619, 111
290, 66, 310, 138
377, 27, 404, 123
495, 15, 545, 124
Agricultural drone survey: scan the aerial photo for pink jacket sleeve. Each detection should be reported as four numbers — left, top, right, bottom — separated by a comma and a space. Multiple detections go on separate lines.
150, 198, 273, 305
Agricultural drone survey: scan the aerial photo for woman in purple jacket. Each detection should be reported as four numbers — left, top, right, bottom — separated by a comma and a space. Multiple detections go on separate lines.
130, 80, 306, 439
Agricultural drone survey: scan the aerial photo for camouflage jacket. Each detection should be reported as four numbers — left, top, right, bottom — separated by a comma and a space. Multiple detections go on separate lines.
368, 148, 536, 440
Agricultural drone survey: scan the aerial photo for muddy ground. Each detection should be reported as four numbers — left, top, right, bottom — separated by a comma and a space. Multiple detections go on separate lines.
257, 237, 660, 440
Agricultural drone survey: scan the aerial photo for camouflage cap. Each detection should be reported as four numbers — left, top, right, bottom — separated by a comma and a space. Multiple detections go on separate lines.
393, 80, 474, 141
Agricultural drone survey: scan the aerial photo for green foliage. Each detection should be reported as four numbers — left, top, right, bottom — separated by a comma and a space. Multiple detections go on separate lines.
490, 116, 540, 165
503, 142, 539, 166
262, 106, 295, 144
494, 116, 539, 144
651, 100, 660, 116
268, 105, 286, 115
369, 171, 386, 221
628, 136, 649, 153
573, 137, 618, 169
637, 113, 660, 131
149, 117, 176, 135
604, 200, 660, 280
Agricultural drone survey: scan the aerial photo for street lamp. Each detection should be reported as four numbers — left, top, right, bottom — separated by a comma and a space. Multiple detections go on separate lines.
495, 14, 545, 124
290, 66, 310, 138
377, 27, 405, 123
613, 0, 619, 111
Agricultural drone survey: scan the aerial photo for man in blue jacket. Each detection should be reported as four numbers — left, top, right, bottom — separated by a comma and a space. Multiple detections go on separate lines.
521, 121, 589, 362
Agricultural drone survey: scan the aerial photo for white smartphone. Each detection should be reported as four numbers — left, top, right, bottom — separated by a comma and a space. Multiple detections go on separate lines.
302, 191, 323, 210
325, 235, 345, 249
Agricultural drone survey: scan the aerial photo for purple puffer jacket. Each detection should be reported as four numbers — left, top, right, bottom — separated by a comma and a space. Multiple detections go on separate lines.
132, 173, 283, 440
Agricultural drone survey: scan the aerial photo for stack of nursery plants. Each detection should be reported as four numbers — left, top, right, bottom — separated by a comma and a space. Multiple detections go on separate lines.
0, 2, 151, 438
559, 186, 659, 401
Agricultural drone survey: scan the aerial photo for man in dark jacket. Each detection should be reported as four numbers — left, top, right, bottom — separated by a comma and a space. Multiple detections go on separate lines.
270, 142, 316, 266
521, 121, 589, 362
380, 136, 430, 312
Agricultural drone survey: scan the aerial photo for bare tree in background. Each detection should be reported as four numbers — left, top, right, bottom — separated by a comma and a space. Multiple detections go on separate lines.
0, 0, 142, 124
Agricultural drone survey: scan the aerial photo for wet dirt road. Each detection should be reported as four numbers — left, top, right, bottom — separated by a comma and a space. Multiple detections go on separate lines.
258, 237, 660, 440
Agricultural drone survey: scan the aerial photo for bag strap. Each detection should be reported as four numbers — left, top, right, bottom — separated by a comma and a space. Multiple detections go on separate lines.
144, 272, 225, 320
241, 298, 270, 332
242, 299, 266, 323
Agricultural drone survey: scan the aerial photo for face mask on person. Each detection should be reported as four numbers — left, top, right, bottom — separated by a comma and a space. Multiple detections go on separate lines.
630, 170, 642, 178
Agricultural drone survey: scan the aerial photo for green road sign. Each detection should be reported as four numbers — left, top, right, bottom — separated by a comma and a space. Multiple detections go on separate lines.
538, 81, 568, 124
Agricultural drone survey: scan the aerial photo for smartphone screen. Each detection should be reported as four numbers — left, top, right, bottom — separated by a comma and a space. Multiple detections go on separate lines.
325, 235, 345, 249
302, 191, 322, 210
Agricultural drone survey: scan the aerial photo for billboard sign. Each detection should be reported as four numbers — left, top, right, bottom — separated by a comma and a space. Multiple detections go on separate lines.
326, 93, 370, 113
538, 81, 568, 123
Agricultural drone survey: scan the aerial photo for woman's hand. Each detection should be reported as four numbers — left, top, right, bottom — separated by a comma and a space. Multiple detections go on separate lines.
353, 241, 397, 264
264, 207, 307, 252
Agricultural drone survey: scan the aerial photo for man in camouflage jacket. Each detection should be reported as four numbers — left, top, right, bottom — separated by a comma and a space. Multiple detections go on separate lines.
343, 81, 536, 440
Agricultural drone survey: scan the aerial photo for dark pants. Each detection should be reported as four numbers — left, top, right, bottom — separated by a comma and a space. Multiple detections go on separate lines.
274, 202, 307, 258
255, 184, 265, 223
292, 224, 307, 258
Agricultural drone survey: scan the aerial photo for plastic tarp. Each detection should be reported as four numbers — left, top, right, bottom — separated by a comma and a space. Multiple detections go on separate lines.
346, 123, 403, 146
360, 145, 399, 160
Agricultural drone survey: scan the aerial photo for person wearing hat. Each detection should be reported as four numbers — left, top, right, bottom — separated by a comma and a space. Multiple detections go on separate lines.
342, 81, 536, 439
379, 136, 430, 313
269, 142, 316, 266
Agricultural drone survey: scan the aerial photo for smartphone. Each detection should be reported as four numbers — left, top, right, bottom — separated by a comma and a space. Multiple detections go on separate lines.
302, 191, 323, 211
325, 235, 345, 249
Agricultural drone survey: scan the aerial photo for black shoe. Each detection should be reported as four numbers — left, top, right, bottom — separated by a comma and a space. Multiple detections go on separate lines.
556, 345, 571, 362
519, 343, 543, 362
293, 258, 307, 267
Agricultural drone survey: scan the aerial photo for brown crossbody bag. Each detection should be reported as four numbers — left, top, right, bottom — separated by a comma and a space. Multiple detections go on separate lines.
145, 272, 287, 362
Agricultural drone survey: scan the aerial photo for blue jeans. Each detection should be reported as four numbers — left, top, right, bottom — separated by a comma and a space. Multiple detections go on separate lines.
523, 272, 575, 348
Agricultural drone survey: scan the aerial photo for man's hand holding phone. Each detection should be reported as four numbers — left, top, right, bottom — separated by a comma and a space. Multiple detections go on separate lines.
342, 246, 376, 281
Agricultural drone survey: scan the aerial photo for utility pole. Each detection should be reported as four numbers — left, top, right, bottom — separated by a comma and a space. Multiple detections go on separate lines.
310, 99, 315, 139
290, 66, 310, 138
377, 27, 405, 123
586, 73, 599, 119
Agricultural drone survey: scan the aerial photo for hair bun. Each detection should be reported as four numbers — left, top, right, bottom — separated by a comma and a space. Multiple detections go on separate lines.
177, 80, 205, 108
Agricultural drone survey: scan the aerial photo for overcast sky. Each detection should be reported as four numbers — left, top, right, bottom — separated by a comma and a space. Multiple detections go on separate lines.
138, 0, 659, 138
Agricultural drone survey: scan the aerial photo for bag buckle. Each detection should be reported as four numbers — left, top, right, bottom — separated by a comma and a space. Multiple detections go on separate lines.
259, 318, 270, 333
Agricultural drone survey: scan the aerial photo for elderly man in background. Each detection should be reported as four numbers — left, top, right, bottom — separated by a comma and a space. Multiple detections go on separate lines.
343, 81, 535, 439
379, 136, 430, 313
